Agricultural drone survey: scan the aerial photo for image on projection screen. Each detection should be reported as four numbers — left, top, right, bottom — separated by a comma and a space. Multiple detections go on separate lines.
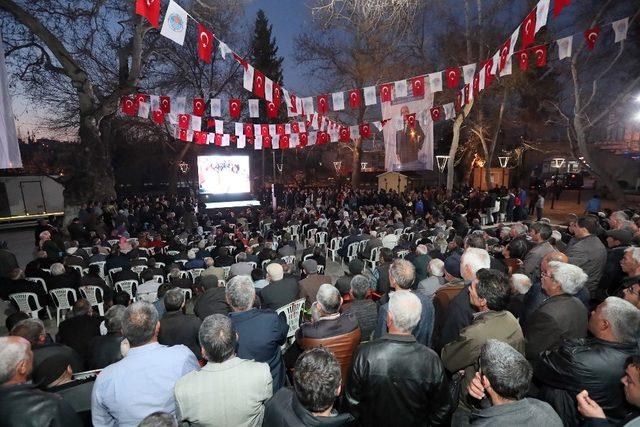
197, 155, 251, 194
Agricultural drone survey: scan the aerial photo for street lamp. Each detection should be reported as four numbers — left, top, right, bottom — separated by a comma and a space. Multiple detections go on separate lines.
333, 161, 342, 174
361, 162, 368, 171
498, 156, 509, 168
435, 155, 449, 188
550, 157, 565, 209
178, 161, 190, 174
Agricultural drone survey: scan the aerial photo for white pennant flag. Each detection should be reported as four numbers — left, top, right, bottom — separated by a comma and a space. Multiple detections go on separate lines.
282, 88, 292, 108
479, 64, 486, 91
612, 18, 629, 43
350, 125, 360, 139
235, 122, 243, 136
501, 25, 520, 76
428, 72, 443, 93
264, 77, 273, 102
190, 116, 201, 131
308, 131, 317, 146
254, 136, 262, 150
500, 56, 513, 77
175, 97, 186, 114
557, 36, 573, 60
168, 113, 178, 125
302, 97, 315, 114
137, 102, 150, 118
210, 98, 221, 117
443, 103, 455, 120
243, 64, 255, 92
295, 97, 303, 115
298, 122, 306, 133
364, 86, 377, 106
332, 92, 345, 111
248, 99, 259, 118
222, 134, 230, 147
218, 41, 232, 59
285, 124, 291, 134
372, 121, 383, 131
535, 0, 550, 33
254, 124, 261, 137
462, 64, 476, 85
269, 124, 276, 135
206, 132, 216, 145
394, 80, 408, 98
214, 119, 223, 134
160, 0, 189, 46
491, 50, 500, 75
272, 135, 280, 149
290, 133, 299, 148
329, 129, 339, 142
150, 96, 160, 111
237, 135, 246, 148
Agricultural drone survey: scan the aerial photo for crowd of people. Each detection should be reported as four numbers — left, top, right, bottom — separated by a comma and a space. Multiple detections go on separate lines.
0, 185, 640, 427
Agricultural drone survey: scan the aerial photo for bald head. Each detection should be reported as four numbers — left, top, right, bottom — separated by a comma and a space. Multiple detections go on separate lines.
541, 251, 568, 271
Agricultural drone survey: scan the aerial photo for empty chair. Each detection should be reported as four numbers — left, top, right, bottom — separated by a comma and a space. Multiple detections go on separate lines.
9, 292, 51, 319
79, 285, 105, 316
315, 231, 328, 248
276, 298, 306, 341
49, 288, 77, 327
25, 277, 47, 293
115, 280, 137, 301
365, 246, 381, 270
166, 250, 180, 256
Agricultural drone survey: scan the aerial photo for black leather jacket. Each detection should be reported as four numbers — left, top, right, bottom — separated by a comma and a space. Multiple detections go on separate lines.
346, 334, 453, 426
0, 382, 82, 427
533, 337, 638, 426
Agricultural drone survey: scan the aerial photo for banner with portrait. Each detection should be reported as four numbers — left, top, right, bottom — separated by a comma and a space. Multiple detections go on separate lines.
381, 88, 433, 172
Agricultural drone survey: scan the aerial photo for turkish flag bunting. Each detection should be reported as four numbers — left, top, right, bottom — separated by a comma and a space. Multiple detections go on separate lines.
273, 84, 282, 107
152, 110, 164, 125
406, 114, 416, 130
233, 53, 248, 69
319, 132, 329, 144
291, 122, 300, 134
276, 124, 285, 135
533, 45, 547, 67
263, 136, 272, 149
267, 102, 279, 119
207, 119, 215, 129
430, 107, 442, 122
214, 134, 222, 146
317, 95, 329, 114
299, 133, 308, 147
197, 24, 214, 63
194, 131, 207, 145
518, 50, 530, 71
348, 89, 361, 109
554, 0, 571, 17
584, 27, 600, 51
280, 135, 289, 149
472, 73, 480, 96
339, 126, 350, 142
121, 96, 137, 116
244, 123, 254, 137
445, 68, 460, 88
179, 129, 190, 142
521, 10, 537, 49
135, 0, 161, 28
178, 114, 190, 130
160, 96, 171, 114
253, 70, 265, 98
379, 84, 393, 102
229, 99, 241, 119
193, 98, 205, 117
260, 124, 270, 137
499, 39, 511, 71
484, 59, 494, 88
135, 94, 147, 105
359, 123, 371, 139
410, 76, 425, 97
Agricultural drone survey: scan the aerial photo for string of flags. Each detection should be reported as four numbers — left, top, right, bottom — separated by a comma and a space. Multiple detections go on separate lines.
130, 0, 631, 148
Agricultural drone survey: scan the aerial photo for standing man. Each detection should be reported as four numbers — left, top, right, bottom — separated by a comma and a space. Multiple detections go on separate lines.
564, 216, 607, 300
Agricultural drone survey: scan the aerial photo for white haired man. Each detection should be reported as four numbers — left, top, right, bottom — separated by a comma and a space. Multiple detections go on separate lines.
534, 297, 640, 425
346, 292, 452, 426
417, 258, 446, 297
0, 336, 82, 426
506, 273, 532, 319
523, 261, 589, 360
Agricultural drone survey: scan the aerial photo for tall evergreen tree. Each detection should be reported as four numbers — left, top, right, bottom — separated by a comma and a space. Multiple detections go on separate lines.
249, 10, 284, 183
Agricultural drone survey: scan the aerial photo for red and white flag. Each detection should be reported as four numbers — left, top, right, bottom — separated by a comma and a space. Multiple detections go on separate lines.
533, 45, 547, 67
518, 50, 530, 71
430, 107, 442, 122
339, 126, 350, 142
193, 98, 205, 116
379, 84, 393, 103
243, 123, 254, 137
359, 123, 371, 138
276, 124, 285, 135
445, 67, 460, 88
253, 70, 265, 98
584, 27, 600, 51
135, 0, 161, 28
229, 99, 241, 119
348, 89, 361, 109
160, 96, 171, 114
194, 131, 207, 145
178, 114, 190, 130
197, 24, 214, 63
152, 110, 164, 125
406, 114, 416, 130
316, 95, 329, 114
553, 0, 570, 17
121, 96, 137, 116
261, 124, 270, 137
267, 101, 279, 119
499, 39, 511, 71
410, 77, 425, 97
273, 84, 282, 107
521, 9, 536, 49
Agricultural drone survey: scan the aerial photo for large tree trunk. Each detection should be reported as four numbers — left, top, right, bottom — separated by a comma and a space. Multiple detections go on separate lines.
447, 101, 474, 192
351, 137, 363, 188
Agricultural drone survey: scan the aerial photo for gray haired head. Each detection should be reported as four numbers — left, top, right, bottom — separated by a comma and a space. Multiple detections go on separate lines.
316, 284, 341, 314
601, 297, 640, 343
0, 336, 31, 385
122, 301, 159, 347
350, 275, 371, 300
199, 314, 236, 363
389, 259, 415, 290
225, 275, 255, 311
104, 305, 126, 334
388, 291, 422, 333
480, 339, 532, 400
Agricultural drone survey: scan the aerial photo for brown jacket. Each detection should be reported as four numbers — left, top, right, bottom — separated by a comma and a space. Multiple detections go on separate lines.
297, 274, 332, 309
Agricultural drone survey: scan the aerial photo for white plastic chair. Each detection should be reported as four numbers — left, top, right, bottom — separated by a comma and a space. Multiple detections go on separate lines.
397, 250, 410, 259
282, 255, 296, 265
317, 265, 325, 274
189, 268, 204, 282
222, 266, 231, 280
107, 239, 119, 246
261, 260, 272, 270
25, 277, 47, 293
276, 298, 306, 340
49, 288, 77, 326
365, 246, 381, 270
345, 242, 360, 264
9, 292, 51, 319
394, 228, 404, 236
155, 262, 166, 268
166, 250, 180, 256
131, 265, 148, 275
305, 228, 317, 247
153, 275, 165, 284
247, 262, 257, 269
327, 237, 341, 261
107, 267, 122, 285
180, 288, 193, 300
89, 261, 106, 278
303, 253, 314, 261
79, 285, 105, 316
69, 265, 84, 277
115, 280, 137, 301
315, 231, 328, 249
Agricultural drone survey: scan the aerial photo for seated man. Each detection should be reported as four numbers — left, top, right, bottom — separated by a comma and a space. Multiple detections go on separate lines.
506, 273, 531, 320
184, 249, 205, 270
200, 257, 225, 281
230, 252, 254, 278
0, 336, 82, 426
335, 259, 364, 296
91, 301, 200, 426
373, 259, 434, 347
441, 268, 525, 417
167, 266, 192, 289
346, 292, 452, 426
297, 259, 332, 310
260, 263, 298, 310
47, 262, 80, 291
416, 258, 446, 297
524, 261, 588, 360
175, 314, 272, 426
88, 305, 126, 369
264, 348, 354, 426
0, 268, 48, 308
342, 275, 377, 342
467, 340, 562, 426
194, 274, 229, 319
56, 299, 103, 363
80, 264, 113, 305
158, 288, 202, 357
533, 297, 640, 426
137, 269, 162, 302
226, 275, 289, 391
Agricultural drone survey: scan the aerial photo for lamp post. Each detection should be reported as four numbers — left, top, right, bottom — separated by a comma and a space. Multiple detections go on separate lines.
498, 156, 509, 188
435, 155, 449, 189
550, 157, 565, 209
